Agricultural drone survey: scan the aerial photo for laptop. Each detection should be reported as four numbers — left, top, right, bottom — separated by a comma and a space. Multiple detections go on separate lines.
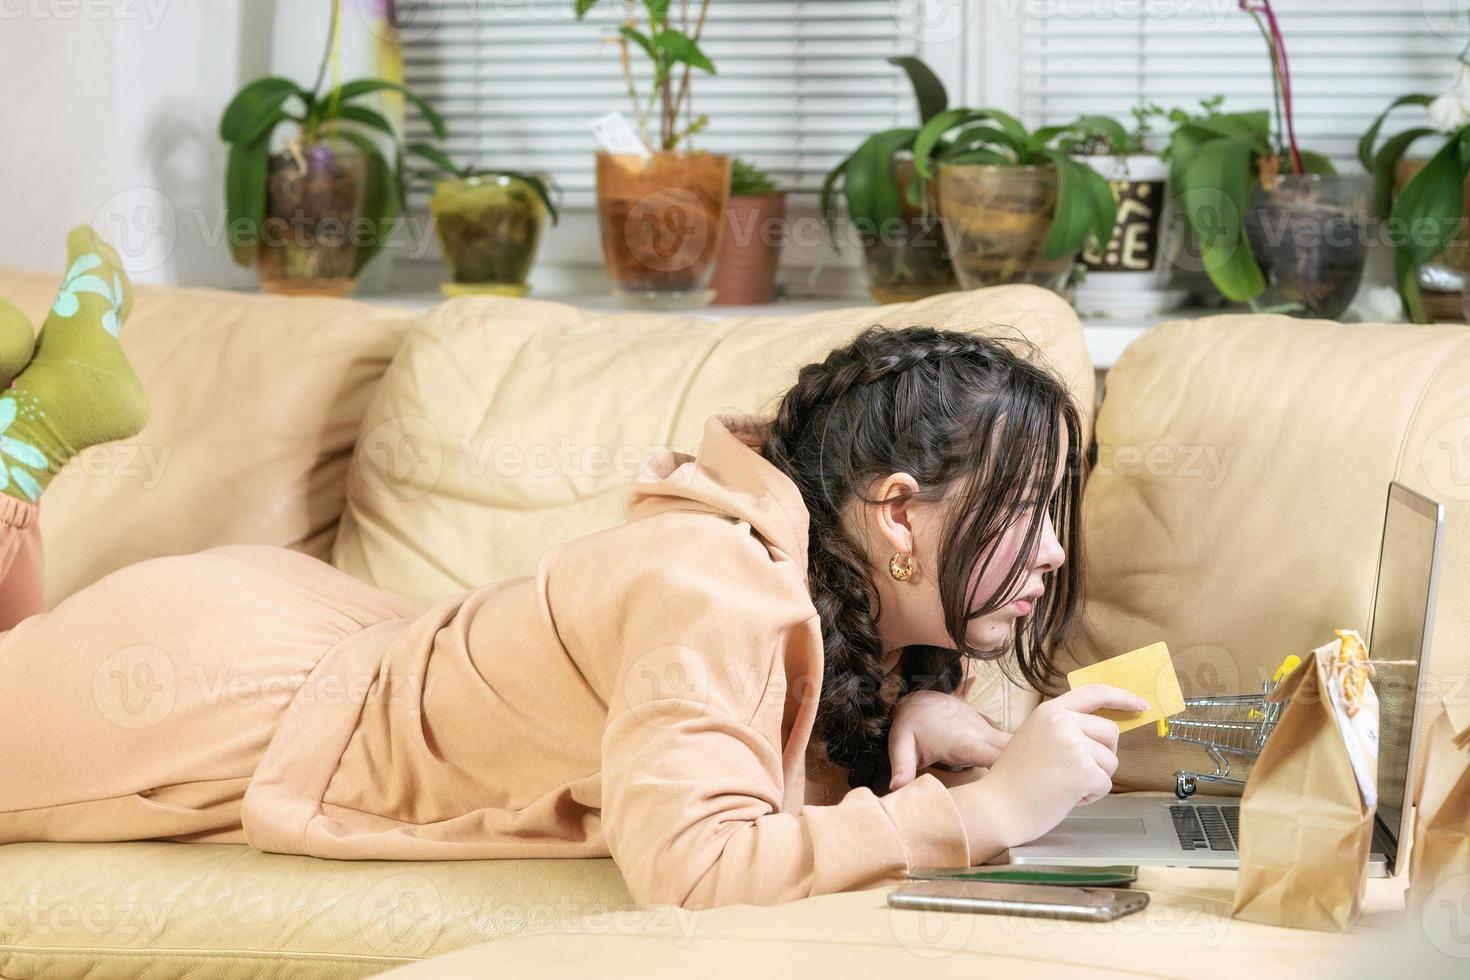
1010, 481, 1446, 877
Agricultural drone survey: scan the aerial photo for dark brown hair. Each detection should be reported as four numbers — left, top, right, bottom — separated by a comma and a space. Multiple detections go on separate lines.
757, 325, 1086, 795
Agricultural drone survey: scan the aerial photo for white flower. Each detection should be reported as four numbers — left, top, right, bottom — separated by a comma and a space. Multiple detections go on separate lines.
1429, 61, 1470, 133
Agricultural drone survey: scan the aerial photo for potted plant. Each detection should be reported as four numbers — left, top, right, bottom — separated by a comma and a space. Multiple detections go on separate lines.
406, 144, 560, 297
1165, 2, 1369, 320
218, 0, 445, 297
576, 0, 728, 310
820, 56, 958, 303
1064, 104, 1185, 317
707, 157, 786, 306
1361, 42, 1470, 322
909, 107, 1120, 295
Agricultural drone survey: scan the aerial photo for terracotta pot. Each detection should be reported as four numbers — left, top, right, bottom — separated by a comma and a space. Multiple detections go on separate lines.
257, 137, 365, 298
709, 193, 786, 305
933, 163, 1074, 295
595, 150, 731, 310
859, 158, 957, 304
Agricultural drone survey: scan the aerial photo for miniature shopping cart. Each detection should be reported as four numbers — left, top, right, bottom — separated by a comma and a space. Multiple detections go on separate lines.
1157, 655, 1301, 799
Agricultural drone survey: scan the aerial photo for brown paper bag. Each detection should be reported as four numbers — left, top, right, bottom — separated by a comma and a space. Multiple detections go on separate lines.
1406, 701, 1470, 921
1232, 630, 1379, 933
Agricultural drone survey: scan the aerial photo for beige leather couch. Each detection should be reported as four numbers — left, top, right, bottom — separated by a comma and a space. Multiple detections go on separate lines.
0, 268, 1464, 977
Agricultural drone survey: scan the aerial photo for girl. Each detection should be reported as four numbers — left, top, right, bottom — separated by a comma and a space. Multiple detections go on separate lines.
0, 228, 1143, 911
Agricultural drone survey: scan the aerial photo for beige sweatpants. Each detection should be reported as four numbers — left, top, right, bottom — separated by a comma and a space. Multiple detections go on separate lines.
0, 496, 43, 632
0, 495, 421, 845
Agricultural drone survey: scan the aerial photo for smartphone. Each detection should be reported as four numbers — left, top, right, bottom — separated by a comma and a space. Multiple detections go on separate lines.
888, 880, 1150, 922
908, 864, 1138, 888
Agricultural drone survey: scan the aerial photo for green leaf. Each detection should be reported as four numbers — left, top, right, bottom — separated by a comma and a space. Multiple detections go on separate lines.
844, 129, 917, 240
943, 125, 1022, 162
941, 148, 1011, 166
334, 129, 399, 277
1038, 150, 1118, 260
1026, 124, 1072, 156
1389, 132, 1467, 317
1165, 123, 1224, 199
220, 76, 303, 145
1396, 246, 1428, 323
619, 25, 656, 60
886, 55, 948, 124
507, 172, 561, 225
1370, 128, 1440, 219
406, 141, 464, 179
334, 78, 447, 140
1071, 114, 1131, 153
654, 29, 715, 74
978, 108, 1030, 154
224, 132, 271, 266
820, 148, 859, 250
1198, 110, 1271, 141
643, 0, 670, 23
575, 0, 600, 17
1359, 94, 1434, 171
1179, 135, 1265, 302
913, 108, 992, 178
335, 104, 398, 141
1293, 150, 1336, 175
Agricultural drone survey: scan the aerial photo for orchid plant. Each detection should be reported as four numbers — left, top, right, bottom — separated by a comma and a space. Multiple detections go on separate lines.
1360, 39, 1470, 322
1165, 2, 1334, 303
219, 0, 445, 273
576, 0, 716, 153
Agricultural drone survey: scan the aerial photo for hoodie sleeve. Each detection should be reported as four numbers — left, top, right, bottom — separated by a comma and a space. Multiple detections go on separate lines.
547, 511, 972, 911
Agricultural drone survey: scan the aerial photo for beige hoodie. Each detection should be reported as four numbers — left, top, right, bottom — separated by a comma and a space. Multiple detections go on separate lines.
0, 414, 973, 910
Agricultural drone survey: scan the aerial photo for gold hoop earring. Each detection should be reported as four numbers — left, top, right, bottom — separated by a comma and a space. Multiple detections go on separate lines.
888, 551, 914, 582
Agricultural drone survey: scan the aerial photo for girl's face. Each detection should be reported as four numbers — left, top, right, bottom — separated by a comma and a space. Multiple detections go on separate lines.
857, 425, 1069, 664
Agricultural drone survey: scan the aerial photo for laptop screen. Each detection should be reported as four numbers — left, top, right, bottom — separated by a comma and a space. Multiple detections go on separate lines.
1365, 483, 1444, 873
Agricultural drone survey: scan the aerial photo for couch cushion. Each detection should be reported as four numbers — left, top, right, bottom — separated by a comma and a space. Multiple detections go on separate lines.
375, 862, 1414, 978
0, 842, 632, 979
331, 284, 1093, 603
0, 269, 417, 602
1063, 314, 1470, 792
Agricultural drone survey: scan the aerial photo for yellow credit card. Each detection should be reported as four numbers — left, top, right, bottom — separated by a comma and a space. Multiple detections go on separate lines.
1066, 642, 1186, 733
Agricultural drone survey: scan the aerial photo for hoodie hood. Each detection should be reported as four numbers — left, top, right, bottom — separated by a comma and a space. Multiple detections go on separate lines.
624, 414, 810, 577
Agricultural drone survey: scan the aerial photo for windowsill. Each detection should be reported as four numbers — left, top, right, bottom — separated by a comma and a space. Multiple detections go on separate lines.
353, 287, 1199, 371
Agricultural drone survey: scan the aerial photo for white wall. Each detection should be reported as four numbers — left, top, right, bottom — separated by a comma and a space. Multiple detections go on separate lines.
0, 1, 272, 287
0, 12, 116, 273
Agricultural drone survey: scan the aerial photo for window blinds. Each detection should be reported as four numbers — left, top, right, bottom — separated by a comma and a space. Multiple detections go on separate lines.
399, 0, 928, 210
1018, 0, 1465, 168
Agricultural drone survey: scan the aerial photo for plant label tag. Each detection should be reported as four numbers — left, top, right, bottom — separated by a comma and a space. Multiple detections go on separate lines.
591, 111, 649, 156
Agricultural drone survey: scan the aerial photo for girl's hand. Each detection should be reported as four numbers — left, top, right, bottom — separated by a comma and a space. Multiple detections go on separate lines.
888, 690, 1012, 792
953, 684, 1150, 854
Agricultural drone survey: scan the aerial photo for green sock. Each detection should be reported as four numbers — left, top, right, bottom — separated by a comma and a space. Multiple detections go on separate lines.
0, 298, 35, 387
0, 225, 149, 503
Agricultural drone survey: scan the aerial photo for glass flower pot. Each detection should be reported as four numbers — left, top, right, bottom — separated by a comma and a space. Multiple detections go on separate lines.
257, 137, 366, 297
933, 163, 1074, 294
1243, 173, 1370, 320
430, 174, 548, 297
858, 159, 958, 304
595, 150, 731, 310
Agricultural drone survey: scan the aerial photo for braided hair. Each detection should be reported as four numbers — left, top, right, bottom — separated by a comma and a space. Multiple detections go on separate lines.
756, 325, 1086, 795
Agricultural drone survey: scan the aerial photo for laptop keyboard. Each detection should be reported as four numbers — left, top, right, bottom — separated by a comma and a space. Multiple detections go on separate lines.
1168, 804, 1240, 852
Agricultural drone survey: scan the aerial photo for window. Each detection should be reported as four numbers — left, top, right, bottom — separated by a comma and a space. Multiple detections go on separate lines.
396, 0, 977, 283
1010, 0, 1464, 168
